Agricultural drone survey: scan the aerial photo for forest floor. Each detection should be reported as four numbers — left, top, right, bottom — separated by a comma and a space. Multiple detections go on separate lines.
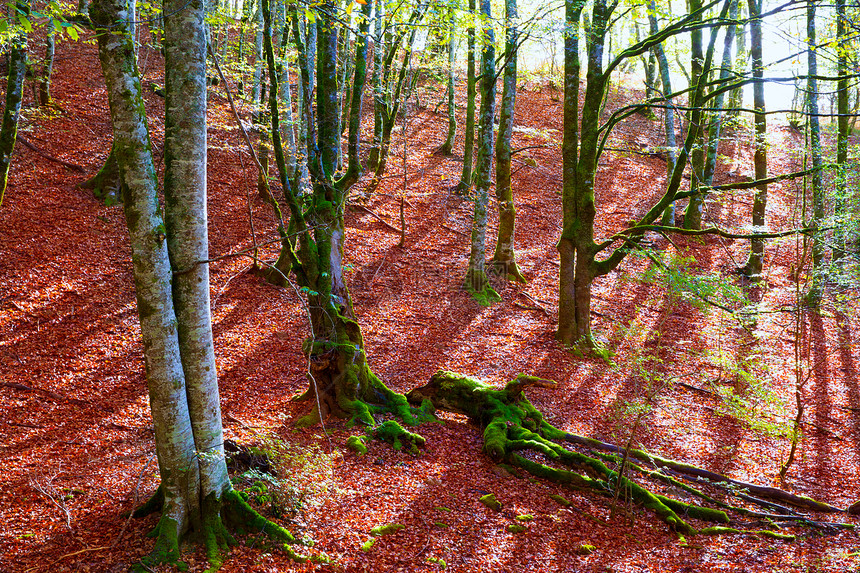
2, 30, 860, 573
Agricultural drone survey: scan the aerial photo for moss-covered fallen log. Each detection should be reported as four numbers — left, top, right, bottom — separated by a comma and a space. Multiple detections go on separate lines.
406, 370, 849, 536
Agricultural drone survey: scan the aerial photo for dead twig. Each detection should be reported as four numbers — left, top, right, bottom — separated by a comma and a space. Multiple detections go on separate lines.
1, 381, 77, 404
349, 203, 402, 233
18, 134, 85, 171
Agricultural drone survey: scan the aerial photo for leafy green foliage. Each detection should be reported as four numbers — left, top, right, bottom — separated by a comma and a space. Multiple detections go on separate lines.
706, 351, 792, 438
640, 252, 749, 312
233, 438, 343, 521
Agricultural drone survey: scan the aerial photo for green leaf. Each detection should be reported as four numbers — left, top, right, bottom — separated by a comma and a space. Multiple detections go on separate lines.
17, 13, 32, 33
66, 25, 79, 41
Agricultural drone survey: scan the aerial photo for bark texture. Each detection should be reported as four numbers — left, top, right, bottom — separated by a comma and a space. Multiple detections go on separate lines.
464, 0, 499, 303
491, 0, 525, 283
0, 0, 29, 208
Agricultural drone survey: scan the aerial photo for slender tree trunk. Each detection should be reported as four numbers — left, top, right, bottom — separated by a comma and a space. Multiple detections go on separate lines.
164, 0, 233, 534
336, 14, 352, 172
683, 0, 706, 229
252, 4, 265, 116
0, 0, 29, 209
701, 0, 738, 188
338, 0, 373, 190
464, 0, 498, 302
649, 0, 677, 226
491, 0, 525, 282
806, 0, 825, 303
370, 6, 426, 184
834, 0, 848, 261
557, 0, 584, 345
742, 0, 767, 278
727, 0, 746, 116
92, 0, 199, 558
368, 0, 385, 169
278, 21, 298, 178
457, 0, 477, 192
39, 19, 55, 106
440, 0, 457, 155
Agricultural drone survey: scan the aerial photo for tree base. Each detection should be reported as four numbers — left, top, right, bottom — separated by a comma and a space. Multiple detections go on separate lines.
131, 488, 305, 572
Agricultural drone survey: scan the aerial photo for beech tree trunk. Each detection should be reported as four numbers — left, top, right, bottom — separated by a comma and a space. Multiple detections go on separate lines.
440, 0, 457, 155
265, 1, 428, 433
806, 0, 825, 303
39, 19, 55, 106
556, 0, 584, 345
92, 0, 200, 559
94, 0, 296, 567
0, 0, 29, 209
457, 0, 477, 192
648, 0, 677, 226
338, 0, 373, 190
491, 0, 525, 283
464, 0, 498, 302
742, 0, 767, 279
556, 0, 731, 349
683, 0, 706, 230
834, 0, 848, 261
701, 0, 738, 188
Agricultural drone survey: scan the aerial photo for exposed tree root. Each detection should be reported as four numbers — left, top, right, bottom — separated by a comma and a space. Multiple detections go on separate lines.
293, 347, 435, 432
407, 370, 852, 536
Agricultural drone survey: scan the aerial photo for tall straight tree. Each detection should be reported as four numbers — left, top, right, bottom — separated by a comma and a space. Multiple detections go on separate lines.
339, 0, 374, 190
806, 0, 825, 303
91, 0, 296, 567
464, 0, 499, 301
491, 0, 525, 282
648, 0, 678, 226
440, 0, 458, 155
834, 0, 848, 261
684, 0, 706, 230
457, 0, 477, 192
700, 0, 738, 189
741, 0, 767, 278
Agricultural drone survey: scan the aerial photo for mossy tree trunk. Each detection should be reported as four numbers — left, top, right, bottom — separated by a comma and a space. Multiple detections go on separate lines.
93, 0, 298, 568
337, 0, 373, 191
833, 0, 848, 262
806, 0, 825, 304
439, 0, 457, 155
648, 0, 677, 226
556, 0, 730, 348
464, 0, 498, 303
741, 0, 767, 279
682, 0, 706, 230
457, 0, 477, 192
490, 0, 525, 283
368, 0, 385, 170
78, 141, 122, 203
265, 0, 428, 430
0, 0, 29, 209
38, 19, 55, 107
